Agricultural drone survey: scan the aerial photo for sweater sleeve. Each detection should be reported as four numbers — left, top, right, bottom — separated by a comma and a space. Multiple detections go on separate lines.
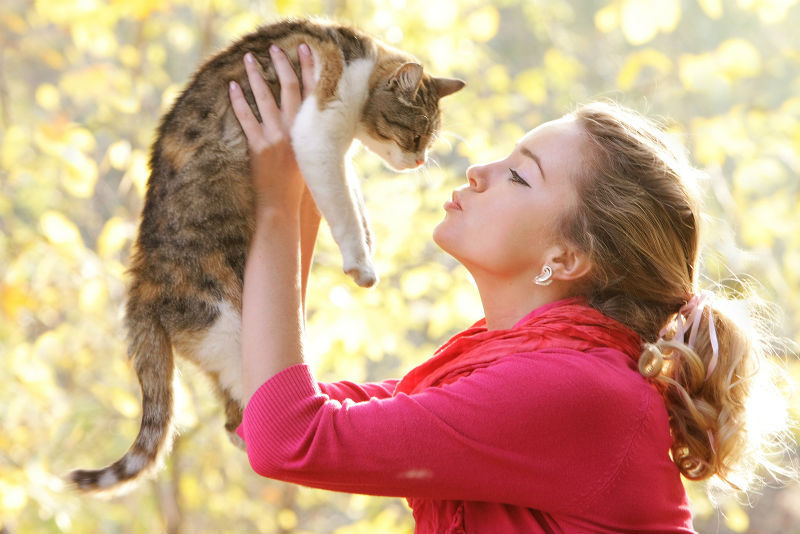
238, 351, 657, 513
317, 378, 399, 402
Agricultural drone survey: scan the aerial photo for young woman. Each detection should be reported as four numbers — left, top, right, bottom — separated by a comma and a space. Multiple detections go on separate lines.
228, 44, 792, 533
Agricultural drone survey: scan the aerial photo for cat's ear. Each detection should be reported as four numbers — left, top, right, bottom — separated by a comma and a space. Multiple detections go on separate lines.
389, 62, 424, 99
433, 77, 465, 98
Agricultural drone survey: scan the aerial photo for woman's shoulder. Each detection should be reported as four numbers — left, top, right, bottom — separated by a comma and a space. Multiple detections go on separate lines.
487, 347, 665, 424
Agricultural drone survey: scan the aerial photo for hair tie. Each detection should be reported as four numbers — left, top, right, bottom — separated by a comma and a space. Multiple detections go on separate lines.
661, 291, 720, 381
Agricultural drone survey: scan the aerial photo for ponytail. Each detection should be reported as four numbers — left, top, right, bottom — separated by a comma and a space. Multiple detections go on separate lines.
638, 291, 794, 491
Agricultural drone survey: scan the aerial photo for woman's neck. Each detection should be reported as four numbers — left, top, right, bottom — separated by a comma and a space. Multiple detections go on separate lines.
472, 272, 571, 330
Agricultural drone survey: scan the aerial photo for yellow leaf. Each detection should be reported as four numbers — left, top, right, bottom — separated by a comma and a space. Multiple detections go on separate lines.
738, 0, 799, 22
119, 45, 141, 68
543, 48, 583, 89
160, 83, 183, 113
112, 0, 165, 20
621, 0, 680, 45
35, 0, 101, 24
276, 509, 298, 531
107, 140, 132, 170
71, 21, 117, 56
40, 211, 84, 248
97, 216, 132, 257
486, 65, 510, 92
112, 389, 140, 418
328, 285, 353, 309
698, 0, 723, 18
740, 198, 785, 248
723, 500, 750, 532
1, 12, 27, 34
422, 0, 459, 30
516, 69, 547, 105
62, 146, 99, 198
168, 23, 196, 53
594, 4, 618, 33
1, 283, 35, 320
123, 150, 150, 197
402, 268, 433, 299
0, 481, 27, 511
35, 83, 60, 111
466, 6, 500, 43
1, 125, 32, 168
733, 157, 785, 197
616, 49, 673, 90
717, 39, 761, 79
79, 278, 109, 313
621, 0, 659, 45
678, 52, 724, 93
147, 43, 167, 66
65, 127, 96, 152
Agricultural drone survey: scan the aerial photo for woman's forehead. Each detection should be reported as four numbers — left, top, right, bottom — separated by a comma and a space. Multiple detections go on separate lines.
516, 117, 586, 189
520, 116, 580, 146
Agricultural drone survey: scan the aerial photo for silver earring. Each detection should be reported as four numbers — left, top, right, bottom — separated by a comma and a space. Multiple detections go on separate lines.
534, 265, 553, 286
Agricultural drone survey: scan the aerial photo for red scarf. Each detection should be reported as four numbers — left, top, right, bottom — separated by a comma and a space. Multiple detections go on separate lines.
395, 297, 642, 396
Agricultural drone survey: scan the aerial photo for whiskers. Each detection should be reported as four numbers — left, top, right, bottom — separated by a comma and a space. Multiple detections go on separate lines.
435, 129, 472, 152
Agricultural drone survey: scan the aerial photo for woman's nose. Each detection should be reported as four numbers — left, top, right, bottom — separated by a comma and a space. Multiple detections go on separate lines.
466, 164, 488, 192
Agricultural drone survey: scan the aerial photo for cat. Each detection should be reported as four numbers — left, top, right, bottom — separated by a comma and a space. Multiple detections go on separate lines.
69, 17, 464, 493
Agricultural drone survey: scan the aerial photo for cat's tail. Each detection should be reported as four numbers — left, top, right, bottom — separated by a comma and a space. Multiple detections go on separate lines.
69, 320, 175, 494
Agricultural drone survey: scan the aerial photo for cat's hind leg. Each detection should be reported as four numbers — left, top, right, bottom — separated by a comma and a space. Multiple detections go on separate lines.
174, 300, 245, 448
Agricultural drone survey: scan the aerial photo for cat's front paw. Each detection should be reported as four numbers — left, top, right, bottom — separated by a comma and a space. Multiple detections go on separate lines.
344, 260, 378, 288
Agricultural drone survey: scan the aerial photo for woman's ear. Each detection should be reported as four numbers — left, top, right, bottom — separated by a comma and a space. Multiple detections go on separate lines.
544, 245, 592, 282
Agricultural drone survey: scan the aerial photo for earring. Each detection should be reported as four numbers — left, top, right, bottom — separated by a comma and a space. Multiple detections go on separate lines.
534, 265, 553, 286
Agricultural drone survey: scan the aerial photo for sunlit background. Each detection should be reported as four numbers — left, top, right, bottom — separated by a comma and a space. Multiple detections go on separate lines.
2, 0, 800, 532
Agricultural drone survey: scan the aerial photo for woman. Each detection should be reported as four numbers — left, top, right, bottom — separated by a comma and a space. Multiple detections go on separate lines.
228, 45, 791, 533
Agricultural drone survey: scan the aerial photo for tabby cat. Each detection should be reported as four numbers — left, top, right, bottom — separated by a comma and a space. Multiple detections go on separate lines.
69, 18, 464, 493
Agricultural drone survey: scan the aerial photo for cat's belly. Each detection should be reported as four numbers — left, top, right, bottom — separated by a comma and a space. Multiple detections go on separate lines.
173, 300, 244, 403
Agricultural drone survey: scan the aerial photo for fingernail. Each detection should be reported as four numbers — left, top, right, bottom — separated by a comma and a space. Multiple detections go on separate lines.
270, 44, 280, 54
299, 43, 310, 56
229, 80, 238, 91
245, 52, 254, 63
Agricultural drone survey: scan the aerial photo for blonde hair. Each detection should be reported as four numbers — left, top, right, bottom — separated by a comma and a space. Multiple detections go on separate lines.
563, 101, 795, 492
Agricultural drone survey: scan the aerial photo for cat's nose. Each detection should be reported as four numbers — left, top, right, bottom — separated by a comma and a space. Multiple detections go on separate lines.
415, 158, 424, 166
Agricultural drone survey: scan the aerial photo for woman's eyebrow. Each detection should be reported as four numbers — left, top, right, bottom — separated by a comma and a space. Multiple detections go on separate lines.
520, 146, 545, 180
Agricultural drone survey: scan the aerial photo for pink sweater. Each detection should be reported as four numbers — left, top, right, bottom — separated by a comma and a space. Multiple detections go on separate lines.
237, 344, 695, 532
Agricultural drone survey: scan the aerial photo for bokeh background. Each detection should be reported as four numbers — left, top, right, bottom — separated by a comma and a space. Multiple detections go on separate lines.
2, 0, 800, 532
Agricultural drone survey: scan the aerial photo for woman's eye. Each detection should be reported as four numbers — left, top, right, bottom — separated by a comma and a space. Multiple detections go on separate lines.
509, 168, 530, 187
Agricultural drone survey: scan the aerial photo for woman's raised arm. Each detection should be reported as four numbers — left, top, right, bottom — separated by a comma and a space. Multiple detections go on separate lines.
228, 43, 316, 402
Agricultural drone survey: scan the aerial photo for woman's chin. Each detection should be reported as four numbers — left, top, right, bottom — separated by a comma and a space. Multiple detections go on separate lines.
432, 224, 464, 263
432, 222, 450, 252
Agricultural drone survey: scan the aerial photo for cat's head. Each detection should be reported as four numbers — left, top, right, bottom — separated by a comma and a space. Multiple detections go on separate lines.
358, 63, 464, 171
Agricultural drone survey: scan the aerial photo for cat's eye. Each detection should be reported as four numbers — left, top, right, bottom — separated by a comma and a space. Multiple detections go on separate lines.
413, 135, 421, 150
509, 168, 530, 187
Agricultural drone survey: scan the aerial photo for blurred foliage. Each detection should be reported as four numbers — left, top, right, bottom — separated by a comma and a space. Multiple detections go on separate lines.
2, 0, 800, 532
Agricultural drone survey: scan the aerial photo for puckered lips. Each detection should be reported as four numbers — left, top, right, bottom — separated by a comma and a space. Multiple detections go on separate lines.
444, 190, 462, 211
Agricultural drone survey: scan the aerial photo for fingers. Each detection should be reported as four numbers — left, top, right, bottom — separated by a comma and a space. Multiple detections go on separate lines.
298, 43, 316, 99
229, 81, 263, 141
244, 52, 281, 132
270, 45, 302, 119
229, 45, 314, 151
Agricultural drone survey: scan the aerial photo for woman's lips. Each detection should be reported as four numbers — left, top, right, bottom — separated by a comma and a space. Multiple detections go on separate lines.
444, 190, 462, 211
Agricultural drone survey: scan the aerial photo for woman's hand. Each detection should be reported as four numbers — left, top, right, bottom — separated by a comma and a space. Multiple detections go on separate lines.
229, 43, 316, 215
231, 44, 319, 402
